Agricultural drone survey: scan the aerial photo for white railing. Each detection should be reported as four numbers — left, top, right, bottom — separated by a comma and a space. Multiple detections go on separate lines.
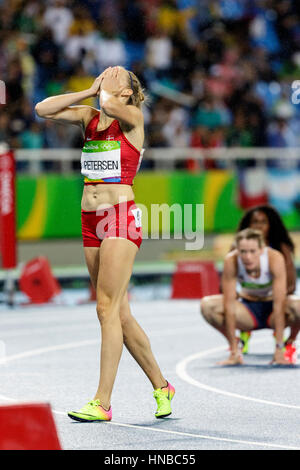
14, 147, 300, 173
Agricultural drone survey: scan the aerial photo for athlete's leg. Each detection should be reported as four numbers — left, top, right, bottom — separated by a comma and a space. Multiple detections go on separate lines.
268, 295, 300, 341
119, 292, 166, 389
200, 295, 257, 341
84, 246, 99, 289
285, 296, 300, 342
84, 246, 167, 391
93, 238, 138, 410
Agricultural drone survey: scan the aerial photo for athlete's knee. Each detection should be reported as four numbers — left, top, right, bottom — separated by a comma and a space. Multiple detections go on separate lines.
286, 300, 300, 325
96, 293, 120, 325
291, 302, 300, 321
200, 297, 221, 324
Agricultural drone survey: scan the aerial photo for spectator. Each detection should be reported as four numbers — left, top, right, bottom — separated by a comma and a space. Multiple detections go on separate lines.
188, 125, 224, 171
20, 122, 44, 148
31, 28, 60, 102
67, 64, 95, 107
145, 27, 173, 74
6, 59, 24, 110
44, 120, 80, 149
162, 104, 190, 147
267, 117, 297, 148
64, 5, 97, 68
10, 98, 35, 137
156, 0, 187, 37
121, 0, 147, 43
147, 99, 170, 148
227, 108, 254, 147
15, 0, 41, 34
43, 0, 74, 45
0, 113, 10, 142
93, 21, 127, 71
193, 95, 230, 130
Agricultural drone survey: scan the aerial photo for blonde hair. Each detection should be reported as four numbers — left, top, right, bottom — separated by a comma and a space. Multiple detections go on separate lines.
235, 228, 265, 248
126, 70, 145, 108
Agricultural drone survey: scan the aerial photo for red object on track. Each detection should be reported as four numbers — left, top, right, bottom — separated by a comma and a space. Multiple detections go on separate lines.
19, 256, 61, 304
171, 261, 220, 299
0, 403, 62, 450
0, 149, 17, 269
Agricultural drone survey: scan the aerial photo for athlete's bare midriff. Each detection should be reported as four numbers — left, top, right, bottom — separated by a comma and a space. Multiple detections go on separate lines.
81, 183, 135, 211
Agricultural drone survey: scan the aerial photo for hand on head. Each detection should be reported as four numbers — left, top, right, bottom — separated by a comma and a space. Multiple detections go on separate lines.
88, 67, 116, 97
89, 66, 133, 102
100, 67, 123, 95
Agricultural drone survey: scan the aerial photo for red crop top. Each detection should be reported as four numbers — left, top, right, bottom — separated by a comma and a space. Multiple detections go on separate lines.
81, 112, 144, 185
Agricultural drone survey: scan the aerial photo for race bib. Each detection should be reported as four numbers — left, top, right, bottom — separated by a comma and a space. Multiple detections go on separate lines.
81, 140, 121, 181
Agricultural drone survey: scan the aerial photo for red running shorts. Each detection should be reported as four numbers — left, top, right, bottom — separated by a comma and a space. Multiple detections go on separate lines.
81, 200, 142, 249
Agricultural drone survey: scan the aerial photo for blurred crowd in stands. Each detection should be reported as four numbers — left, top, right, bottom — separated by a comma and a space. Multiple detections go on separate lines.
0, 0, 300, 171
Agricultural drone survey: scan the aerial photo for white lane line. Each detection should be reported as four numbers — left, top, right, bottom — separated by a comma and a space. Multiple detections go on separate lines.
0, 339, 99, 365
176, 340, 300, 411
0, 323, 96, 339
0, 326, 202, 365
0, 317, 199, 339
102, 422, 300, 450
0, 397, 297, 450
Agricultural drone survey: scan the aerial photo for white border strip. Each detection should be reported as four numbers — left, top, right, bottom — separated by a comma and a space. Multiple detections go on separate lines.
0, 339, 98, 365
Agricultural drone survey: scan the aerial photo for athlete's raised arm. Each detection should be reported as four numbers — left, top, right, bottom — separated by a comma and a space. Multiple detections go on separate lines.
34, 74, 104, 127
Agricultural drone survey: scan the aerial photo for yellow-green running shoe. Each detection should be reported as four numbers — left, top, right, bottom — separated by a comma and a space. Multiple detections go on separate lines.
239, 331, 252, 354
153, 381, 175, 419
68, 399, 112, 422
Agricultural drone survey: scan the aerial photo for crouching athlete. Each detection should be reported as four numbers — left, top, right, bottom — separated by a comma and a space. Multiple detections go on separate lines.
200, 228, 300, 365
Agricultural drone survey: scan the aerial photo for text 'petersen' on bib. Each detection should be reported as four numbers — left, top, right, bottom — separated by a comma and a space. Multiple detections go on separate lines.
81, 140, 121, 180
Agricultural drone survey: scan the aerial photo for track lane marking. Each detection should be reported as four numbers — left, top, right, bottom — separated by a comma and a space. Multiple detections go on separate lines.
0, 325, 202, 365
0, 394, 298, 450
176, 338, 300, 410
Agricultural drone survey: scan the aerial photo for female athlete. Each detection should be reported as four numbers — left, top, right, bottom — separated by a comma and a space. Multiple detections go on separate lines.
237, 205, 299, 359
35, 66, 175, 421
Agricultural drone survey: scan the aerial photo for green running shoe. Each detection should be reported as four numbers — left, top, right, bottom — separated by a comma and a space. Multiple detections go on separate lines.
239, 331, 251, 354
68, 399, 112, 422
153, 381, 175, 419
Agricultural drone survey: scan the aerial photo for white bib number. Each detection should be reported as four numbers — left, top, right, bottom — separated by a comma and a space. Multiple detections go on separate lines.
81, 140, 121, 180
